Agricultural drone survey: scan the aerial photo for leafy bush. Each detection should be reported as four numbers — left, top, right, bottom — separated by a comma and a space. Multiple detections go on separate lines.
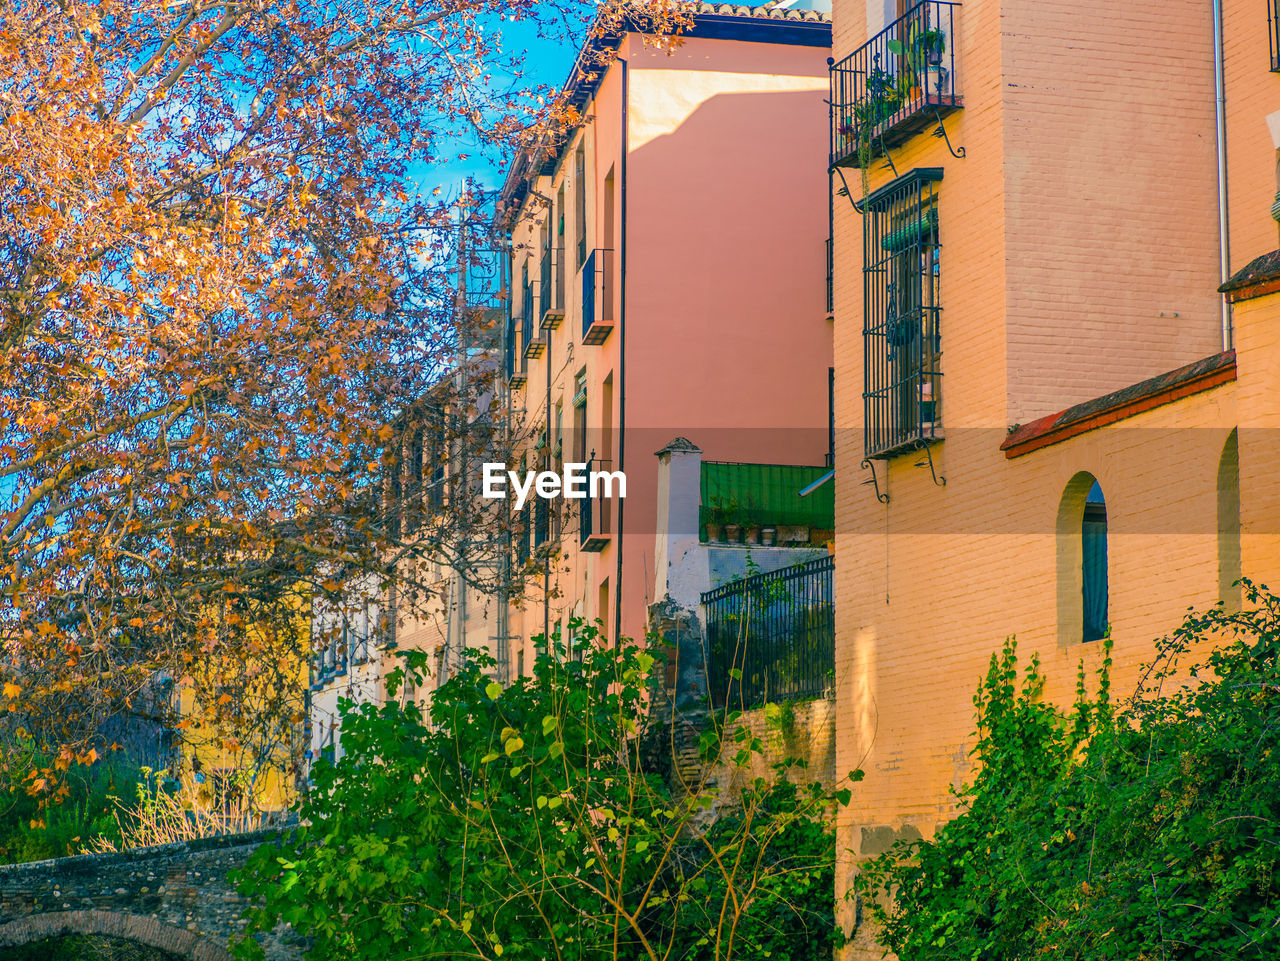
0, 750, 139, 861
233, 623, 852, 961
858, 583, 1280, 960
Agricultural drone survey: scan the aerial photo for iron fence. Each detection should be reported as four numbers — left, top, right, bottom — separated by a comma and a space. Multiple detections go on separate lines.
702, 556, 834, 710
829, 0, 961, 167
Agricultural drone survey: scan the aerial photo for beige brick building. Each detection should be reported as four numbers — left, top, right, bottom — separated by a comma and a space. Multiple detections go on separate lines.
827, 0, 1280, 953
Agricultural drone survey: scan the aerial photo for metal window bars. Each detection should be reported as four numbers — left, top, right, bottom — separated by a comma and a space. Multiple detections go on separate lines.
860, 168, 943, 458
702, 556, 835, 711
1272, 0, 1280, 71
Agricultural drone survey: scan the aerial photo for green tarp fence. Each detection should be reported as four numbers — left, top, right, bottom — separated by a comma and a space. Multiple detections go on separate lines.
699, 461, 834, 536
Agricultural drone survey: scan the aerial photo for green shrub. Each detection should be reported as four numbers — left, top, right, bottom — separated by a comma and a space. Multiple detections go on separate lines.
858, 582, 1280, 960
233, 622, 852, 961
0, 751, 139, 862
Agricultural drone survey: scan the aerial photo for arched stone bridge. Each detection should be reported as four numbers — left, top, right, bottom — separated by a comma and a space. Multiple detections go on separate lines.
0, 829, 303, 960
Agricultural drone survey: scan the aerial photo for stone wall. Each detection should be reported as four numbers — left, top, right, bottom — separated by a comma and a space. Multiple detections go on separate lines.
0, 830, 301, 960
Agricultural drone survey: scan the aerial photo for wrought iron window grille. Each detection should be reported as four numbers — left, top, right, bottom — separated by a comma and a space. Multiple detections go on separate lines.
859, 168, 944, 460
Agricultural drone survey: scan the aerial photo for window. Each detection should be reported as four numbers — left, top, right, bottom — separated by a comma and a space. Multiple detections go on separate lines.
1218, 429, 1242, 610
1082, 482, 1108, 642
573, 370, 588, 463
406, 427, 424, 534
859, 168, 943, 458
520, 263, 531, 370
1057, 472, 1108, 645
1271, 0, 1280, 71
574, 145, 587, 268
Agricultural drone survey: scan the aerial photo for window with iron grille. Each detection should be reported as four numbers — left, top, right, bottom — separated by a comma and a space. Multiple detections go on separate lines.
1273, 0, 1280, 71
859, 167, 943, 458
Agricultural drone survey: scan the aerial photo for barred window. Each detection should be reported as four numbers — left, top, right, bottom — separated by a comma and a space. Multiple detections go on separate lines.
859, 168, 943, 458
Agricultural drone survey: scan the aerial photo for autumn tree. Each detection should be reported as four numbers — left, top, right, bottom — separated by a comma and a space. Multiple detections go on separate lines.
0, 0, 690, 805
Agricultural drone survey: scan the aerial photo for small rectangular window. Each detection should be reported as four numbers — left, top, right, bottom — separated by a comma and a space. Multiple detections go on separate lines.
859, 168, 943, 458
574, 145, 587, 268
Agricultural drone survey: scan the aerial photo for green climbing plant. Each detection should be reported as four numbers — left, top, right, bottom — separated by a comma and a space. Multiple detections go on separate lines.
232, 621, 858, 961
858, 581, 1280, 960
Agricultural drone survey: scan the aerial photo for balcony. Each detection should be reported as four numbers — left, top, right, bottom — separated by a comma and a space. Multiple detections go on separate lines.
579, 455, 613, 552
521, 289, 545, 360
699, 461, 835, 546
581, 248, 615, 346
829, 1, 962, 169
538, 246, 565, 329
702, 556, 834, 710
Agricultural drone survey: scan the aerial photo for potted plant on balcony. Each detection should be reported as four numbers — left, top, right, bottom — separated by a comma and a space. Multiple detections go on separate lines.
722, 498, 743, 544
743, 501, 762, 546
705, 498, 732, 543
918, 29, 949, 94
761, 523, 778, 547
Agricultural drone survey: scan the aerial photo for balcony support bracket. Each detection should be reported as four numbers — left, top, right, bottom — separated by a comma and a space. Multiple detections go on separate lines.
832, 166, 862, 211
860, 457, 890, 504
913, 440, 946, 487
930, 104, 965, 159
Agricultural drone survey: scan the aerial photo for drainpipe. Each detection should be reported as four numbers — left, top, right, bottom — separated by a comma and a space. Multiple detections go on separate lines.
613, 56, 629, 645
1213, 0, 1232, 349
544, 322, 553, 648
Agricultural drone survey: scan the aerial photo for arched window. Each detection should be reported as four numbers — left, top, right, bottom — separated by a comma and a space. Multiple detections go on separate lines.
1082, 481, 1108, 642
1218, 429, 1241, 610
1057, 472, 1108, 645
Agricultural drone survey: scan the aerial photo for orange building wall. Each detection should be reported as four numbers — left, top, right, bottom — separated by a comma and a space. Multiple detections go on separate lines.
1223, 0, 1280, 270
827, 0, 1278, 957
1002, 0, 1222, 421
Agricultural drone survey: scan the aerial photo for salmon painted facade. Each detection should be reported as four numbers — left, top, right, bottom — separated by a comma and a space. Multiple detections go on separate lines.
493, 4, 835, 673
827, 0, 1280, 953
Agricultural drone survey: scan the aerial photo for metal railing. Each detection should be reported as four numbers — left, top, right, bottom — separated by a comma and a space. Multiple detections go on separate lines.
579, 455, 613, 551
581, 249, 616, 344
702, 556, 834, 710
825, 237, 834, 314
539, 246, 565, 324
520, 284, 534, 359
829, 1, 961, 167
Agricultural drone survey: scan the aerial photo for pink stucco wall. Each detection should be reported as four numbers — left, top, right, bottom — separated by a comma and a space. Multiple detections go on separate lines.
504, 27, 833, 658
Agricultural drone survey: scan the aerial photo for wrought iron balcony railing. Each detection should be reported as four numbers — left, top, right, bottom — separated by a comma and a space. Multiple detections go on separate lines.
521, 282, 545, 360
829, 1, 962, 169
581, 249, 615, 346
579, 455, 614, 552
702, 556, 834, 711
538, 245, 565, 329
